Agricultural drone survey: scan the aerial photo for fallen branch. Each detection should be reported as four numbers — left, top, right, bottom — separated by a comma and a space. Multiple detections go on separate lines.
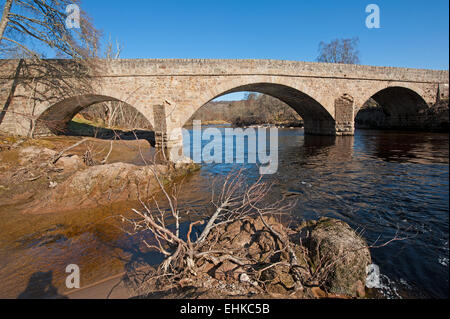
100, 140, 114, 164
51, 138, 89, 164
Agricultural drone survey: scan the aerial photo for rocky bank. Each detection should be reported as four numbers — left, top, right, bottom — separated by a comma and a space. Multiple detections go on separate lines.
0, 135, 197, 214
133, 216, 372, 299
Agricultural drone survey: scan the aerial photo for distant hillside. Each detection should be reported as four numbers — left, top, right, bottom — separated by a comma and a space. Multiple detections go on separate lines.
185, 94, 303, 127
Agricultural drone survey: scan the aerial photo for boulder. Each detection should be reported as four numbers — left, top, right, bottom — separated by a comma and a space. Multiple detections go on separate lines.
19, 146, 56, 165
55, 155, 83, 171
306, 217, 371, 297
26, 162, 169, 214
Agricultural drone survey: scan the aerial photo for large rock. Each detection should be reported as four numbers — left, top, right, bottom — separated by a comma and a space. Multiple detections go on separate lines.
306, 217, 371, 297
26, 162, 169, 214
55, 155, 84, 171
19, 146, 56, 165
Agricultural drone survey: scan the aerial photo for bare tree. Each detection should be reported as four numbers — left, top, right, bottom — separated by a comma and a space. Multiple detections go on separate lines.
98, 36, 129, 129
316, 37, 360, 64
0, 0, 99, 59
0, 1, 102, 138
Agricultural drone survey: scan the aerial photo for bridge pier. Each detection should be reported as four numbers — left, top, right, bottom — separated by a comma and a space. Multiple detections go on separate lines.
153, 104, 190, 163
334, 94, 355, 136
303, 119, 337, 135
152, 104, 167, 151
302, 94, 355, 136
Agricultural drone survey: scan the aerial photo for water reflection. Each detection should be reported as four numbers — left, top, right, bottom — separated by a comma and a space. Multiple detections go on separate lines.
357, 129, 449, 164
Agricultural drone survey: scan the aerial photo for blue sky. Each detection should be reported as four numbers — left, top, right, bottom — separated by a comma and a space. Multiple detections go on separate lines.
82, 0, 449, 100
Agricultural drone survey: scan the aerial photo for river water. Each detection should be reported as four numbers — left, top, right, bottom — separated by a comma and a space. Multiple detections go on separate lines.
180, 126, 449, 298
0, 127, 448, 298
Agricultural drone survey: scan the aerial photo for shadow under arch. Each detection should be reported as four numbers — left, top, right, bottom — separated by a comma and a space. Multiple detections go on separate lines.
187, 82, 336, 135
355, 86, 429, 130
35, 94, 154, 142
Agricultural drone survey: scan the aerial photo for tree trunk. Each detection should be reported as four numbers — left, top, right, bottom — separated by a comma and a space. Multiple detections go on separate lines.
0, 0, 13, 44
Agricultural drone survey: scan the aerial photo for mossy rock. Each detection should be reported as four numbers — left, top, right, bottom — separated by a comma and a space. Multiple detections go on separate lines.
307, 217, 371, 297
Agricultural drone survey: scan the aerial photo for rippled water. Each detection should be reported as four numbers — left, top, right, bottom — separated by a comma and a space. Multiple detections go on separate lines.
180, 127, 449, 298
0, 127, 448, 299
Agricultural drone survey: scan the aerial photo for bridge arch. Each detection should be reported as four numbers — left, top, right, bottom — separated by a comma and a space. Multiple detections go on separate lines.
35, 94, 154, 135
182, 81, 336, 135
355, 86, 429, 130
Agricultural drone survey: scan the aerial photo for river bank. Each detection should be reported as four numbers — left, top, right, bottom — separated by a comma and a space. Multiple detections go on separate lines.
0, 134, 199, 214
0, 133, 199, 298
62, 217, 374, 300
0, 133, 372, 299
0, 128, 448, 299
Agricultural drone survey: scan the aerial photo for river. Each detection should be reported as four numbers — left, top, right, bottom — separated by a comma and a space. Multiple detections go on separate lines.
0, 127, 448, 299
180, 126, 449, 298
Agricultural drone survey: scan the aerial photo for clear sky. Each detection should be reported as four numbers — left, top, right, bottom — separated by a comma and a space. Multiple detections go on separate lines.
82, 0, 449, 100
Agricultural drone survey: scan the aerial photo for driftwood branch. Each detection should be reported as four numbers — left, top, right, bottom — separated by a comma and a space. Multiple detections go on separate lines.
51, 138, 89, 164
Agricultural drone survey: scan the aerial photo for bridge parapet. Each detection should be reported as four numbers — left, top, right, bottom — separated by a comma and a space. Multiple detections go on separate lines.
90, 59, 449, 84
1, 59, 448, 84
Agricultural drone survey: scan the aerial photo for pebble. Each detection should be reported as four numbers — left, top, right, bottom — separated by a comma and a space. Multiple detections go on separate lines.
239, 273, 250, 283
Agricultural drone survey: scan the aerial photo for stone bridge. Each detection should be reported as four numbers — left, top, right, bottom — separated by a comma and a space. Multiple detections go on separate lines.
0, 59, 448, 161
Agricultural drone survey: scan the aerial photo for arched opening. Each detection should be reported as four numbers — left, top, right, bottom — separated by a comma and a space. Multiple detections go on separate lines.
355, 87, 429, 130
185, 91, 303, 128
185, 83, 335, 135
34, 94, 154, 143
36, 95, 120, 135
